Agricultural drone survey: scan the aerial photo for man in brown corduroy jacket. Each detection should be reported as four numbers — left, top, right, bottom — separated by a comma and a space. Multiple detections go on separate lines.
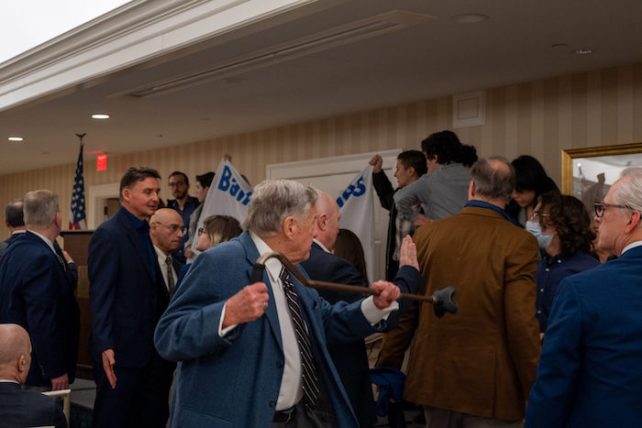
380, 157, 541, 427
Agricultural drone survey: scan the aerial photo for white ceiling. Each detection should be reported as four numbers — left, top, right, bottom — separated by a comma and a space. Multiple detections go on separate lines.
1, 0, 642, 175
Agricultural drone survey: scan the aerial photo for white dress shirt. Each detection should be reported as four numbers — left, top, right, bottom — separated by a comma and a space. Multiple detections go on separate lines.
621, 240, 642, 255
219, 232, 398, 410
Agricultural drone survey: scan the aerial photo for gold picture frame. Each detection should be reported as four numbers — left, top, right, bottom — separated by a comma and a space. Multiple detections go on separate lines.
561, 142, 642, 210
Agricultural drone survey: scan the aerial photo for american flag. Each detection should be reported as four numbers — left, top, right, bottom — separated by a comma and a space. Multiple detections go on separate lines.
69, 142, 86, 230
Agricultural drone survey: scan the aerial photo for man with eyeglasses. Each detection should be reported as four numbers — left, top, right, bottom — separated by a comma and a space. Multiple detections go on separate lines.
150, 208, 185, 296
88, 167, 175, 428
166, 171, 199, 263
526, 169, 642, 427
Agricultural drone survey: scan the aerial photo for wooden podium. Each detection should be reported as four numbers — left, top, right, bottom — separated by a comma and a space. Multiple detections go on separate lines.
60, 230, 94, 379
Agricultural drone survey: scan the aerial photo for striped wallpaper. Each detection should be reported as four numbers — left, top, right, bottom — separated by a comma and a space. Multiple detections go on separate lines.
2, 61, 642, 237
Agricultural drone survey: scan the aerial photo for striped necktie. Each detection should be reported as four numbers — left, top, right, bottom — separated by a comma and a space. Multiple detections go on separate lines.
279, 267, 319, 408
165, 256, 175, 294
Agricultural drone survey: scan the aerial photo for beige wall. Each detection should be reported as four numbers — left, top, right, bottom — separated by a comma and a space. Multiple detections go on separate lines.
2, 62, 642, 237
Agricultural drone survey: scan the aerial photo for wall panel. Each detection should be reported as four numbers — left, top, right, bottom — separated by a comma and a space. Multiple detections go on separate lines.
3, 62, 642, 238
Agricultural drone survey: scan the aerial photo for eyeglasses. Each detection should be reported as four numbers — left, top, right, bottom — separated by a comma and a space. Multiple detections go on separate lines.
593, 202, 635, 218
155, 222, 186, 233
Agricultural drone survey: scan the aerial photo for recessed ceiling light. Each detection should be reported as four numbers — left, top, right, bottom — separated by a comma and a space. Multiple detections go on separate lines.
575, 48, 593, 55
452, 13, 489, 24
551, 43, 568, 49
91, 113, 110, 120
8, 136, 23, 142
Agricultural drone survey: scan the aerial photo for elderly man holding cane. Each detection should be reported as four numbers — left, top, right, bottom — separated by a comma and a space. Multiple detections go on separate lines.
155, 179, 406, 427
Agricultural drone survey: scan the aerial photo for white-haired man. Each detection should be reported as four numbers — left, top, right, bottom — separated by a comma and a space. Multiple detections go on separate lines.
155, 179, 402, 428
526, 170, 642, 427
0, 190, 79, 391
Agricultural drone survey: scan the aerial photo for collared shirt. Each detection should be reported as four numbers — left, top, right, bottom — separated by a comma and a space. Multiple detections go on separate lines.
622, 240, 642, 255
536, 251, 599, 332
250, 232, 304, 409
27, 230, 57, 255
154, 245, 176, 292
219, 232, 396, 410
312, 238, 330, 253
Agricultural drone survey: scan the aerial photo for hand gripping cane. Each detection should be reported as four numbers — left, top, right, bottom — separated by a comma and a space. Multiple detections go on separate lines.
250, 252, 458, 317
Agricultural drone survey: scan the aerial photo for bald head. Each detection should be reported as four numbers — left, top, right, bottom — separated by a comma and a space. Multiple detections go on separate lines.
314, 191, 341, 251
0, 324, 31, 383
150, 208, 185, 254
469, 157, 515, 205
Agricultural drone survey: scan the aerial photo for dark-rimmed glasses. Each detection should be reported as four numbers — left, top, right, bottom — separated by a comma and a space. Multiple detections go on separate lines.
594, 202, 635, 218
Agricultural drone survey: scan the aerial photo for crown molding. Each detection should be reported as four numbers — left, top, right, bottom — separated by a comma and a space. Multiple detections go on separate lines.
0, 0, 318, 111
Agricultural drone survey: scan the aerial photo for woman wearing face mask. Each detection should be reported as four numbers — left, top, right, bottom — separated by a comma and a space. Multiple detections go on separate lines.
507, 155, 559, 226
534, 192, 598, 336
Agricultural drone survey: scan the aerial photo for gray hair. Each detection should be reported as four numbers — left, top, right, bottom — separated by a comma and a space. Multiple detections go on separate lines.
23, 190, 59, 228
244, 180, 318, 236
613, 174, 642, 215
470, 156, 515, 200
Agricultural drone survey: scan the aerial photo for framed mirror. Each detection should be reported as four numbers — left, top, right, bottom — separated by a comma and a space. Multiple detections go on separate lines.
561, 142, 642, 217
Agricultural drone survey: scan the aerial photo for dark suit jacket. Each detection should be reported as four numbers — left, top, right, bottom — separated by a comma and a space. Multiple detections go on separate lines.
0, 232, 24, 260
0, 382, 67, 428
372, 170, 400, 280
88, 207, 170, 368
0, 232, 80, 387
155, 232, 386, 428
526, 245, 642, 427
301, 241, 423, 428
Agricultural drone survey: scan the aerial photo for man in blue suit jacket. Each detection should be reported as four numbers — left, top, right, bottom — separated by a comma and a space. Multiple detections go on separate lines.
0, 190, 79, 390
526, 171, 642, 427
155, 179, 403, 428
89, 167, 174, 428
301, 191, 423, 428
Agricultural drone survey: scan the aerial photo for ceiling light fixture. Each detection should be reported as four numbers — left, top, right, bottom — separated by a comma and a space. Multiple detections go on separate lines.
575, 48, 593, 55
91, 113, 111, 120
8, 136, 23, 142
452, 13, 489, 24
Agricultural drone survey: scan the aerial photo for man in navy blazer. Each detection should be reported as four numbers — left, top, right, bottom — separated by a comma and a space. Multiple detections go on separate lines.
155, 179, 403, 427
0, 190, 79, 390
301, 191, 422, 427
526, 170, 642, 427
89, 167, 174, 428
0, 324, 68, 428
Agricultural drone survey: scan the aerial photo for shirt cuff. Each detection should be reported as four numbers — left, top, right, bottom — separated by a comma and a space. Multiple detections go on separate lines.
218, 302, 238, 337
361, 296, 399, 325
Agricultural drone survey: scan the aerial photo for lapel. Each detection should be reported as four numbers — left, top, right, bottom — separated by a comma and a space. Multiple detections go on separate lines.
116, 208, 155, 283
240, 232, 283, 351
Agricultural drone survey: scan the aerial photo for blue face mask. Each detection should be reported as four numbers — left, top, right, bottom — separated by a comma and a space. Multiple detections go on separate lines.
526, 220, 554, 250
